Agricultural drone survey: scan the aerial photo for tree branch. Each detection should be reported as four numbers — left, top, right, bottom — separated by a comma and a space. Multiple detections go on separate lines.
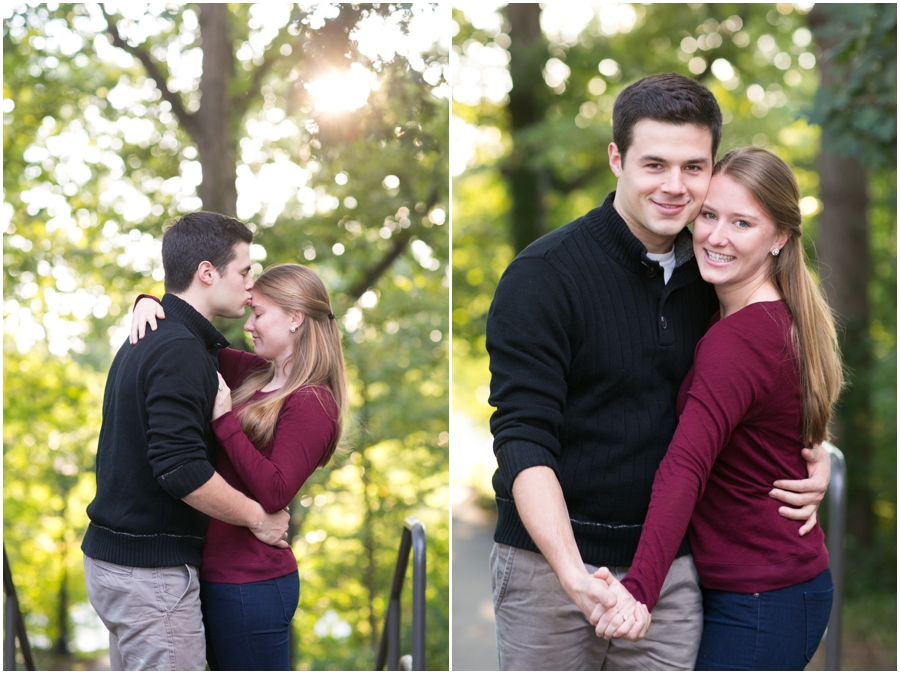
345, 181, 441, 304
234, 53, 281, 116
101, 7, 199, 138
232, 6, 319, 119
232, 30, 302, 119
346, 230, 414, 304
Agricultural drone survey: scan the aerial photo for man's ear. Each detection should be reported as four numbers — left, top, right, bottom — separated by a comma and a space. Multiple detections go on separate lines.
608, 142, 623, 178
196, 261, 216, 287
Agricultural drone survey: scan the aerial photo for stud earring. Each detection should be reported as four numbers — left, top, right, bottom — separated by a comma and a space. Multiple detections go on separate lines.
290, 326, 297, 333
772, 249, 780, 257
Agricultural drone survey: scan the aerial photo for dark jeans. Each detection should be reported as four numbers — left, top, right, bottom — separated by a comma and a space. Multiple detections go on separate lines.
200, 570, 300, 671
695, 567, 833, 671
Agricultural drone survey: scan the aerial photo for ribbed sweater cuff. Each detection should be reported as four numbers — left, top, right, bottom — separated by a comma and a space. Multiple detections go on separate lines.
158, 459, 216, 499
495, 439, 559, 488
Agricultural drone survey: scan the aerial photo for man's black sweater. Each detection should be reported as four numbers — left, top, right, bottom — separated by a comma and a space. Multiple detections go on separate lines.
82, 294, 229, 568
486, 192, 719, 567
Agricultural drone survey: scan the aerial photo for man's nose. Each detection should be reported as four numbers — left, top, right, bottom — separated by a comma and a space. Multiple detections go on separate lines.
662, 170, 685, 194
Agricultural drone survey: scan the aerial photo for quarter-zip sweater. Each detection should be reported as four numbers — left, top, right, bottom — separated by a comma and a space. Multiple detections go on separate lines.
82, 294, 229, 568
486, 192, 719, 567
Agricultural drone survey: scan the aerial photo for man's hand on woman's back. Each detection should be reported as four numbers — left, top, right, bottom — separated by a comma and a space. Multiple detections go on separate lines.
770, 444, 831, 535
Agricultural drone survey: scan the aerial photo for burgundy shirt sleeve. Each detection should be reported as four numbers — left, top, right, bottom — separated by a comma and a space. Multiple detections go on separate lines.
620, 311, 778, 611
211, 387, 337, 513
216, 346, 268, 390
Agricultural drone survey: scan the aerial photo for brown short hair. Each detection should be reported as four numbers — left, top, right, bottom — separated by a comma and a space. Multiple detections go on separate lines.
612, 73, 722, 163
162, 212, 253, 293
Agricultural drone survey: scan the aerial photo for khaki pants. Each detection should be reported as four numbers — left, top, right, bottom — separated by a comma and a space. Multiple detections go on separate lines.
491, 544, 703, 671
84, 555, 206, 671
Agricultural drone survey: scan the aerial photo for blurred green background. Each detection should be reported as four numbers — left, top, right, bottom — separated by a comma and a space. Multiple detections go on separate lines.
4, 3, 448, 670
451, 2, 895, 669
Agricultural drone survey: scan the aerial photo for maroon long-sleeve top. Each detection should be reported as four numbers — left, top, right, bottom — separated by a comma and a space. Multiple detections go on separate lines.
201, 347, 338, 583
621, 301, 829, 611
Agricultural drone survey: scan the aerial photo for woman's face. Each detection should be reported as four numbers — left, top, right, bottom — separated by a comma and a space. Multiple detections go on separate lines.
244, 291, 299, 363
693, 173, 788, 291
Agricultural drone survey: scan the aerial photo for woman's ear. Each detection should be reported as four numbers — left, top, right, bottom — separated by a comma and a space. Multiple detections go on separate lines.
774, 234, 790, 254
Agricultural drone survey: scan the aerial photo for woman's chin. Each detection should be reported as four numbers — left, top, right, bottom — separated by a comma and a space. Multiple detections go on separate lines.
698, 267, 719, 285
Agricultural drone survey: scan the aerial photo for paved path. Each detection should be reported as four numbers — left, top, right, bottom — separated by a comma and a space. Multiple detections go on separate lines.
451, 489, 499, 671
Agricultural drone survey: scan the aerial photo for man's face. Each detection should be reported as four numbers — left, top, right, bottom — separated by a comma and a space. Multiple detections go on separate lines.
609, 119, 714, 254
211, 242, 253, 319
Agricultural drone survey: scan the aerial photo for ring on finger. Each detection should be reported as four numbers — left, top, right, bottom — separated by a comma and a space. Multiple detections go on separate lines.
621, 613, 630, 621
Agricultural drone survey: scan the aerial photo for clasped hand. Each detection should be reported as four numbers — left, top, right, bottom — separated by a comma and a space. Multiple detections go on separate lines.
585, 567, 651, 642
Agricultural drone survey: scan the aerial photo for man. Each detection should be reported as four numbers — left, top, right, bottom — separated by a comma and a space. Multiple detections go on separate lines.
485, 73, 830, 670
82, 211, 290, 670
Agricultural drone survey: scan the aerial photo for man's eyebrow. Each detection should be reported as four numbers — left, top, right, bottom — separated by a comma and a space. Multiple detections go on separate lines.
640, 154, 710, 165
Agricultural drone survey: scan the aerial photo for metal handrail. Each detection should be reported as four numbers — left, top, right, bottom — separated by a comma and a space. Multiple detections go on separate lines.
375, 517, 426, 671
823, 442, 846, 671
3, 547, 37, 671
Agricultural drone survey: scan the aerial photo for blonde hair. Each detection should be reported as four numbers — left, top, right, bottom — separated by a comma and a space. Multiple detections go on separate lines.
713, 147, 843, 445
232, 264, 349, 466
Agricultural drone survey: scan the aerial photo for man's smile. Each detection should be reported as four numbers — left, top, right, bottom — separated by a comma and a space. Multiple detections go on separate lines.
651, 199, 688, 215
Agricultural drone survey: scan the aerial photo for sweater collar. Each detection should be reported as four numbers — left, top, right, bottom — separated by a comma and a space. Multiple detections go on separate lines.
160, 293, 230, 351
585, 192, 696, 271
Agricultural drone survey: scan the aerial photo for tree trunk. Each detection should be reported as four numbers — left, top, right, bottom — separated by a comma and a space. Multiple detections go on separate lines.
197, 4, 238, 216
809, 5, 874, 546
505, 3, 550, 253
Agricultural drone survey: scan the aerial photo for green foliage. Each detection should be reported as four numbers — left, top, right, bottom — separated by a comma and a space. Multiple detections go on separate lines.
868, 173, 897, 547
806, 3, 897, 170
3, 343, 102, 651
4, 3, 448, 669
841, 166, 897, 596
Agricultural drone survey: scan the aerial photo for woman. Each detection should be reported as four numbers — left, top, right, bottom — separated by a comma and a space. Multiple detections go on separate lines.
131, 263, 348, 670
595, 147, 843, 670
